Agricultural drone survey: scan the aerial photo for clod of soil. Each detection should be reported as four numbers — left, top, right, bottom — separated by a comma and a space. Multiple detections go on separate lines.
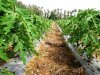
45, 36, 66, 47
46, 32, 62, 37
92, 50, 100, 61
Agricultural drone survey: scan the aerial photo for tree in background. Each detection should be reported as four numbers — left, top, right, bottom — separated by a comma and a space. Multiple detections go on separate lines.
17, 1, 78, 19
17, 1, 42, 16
59, 9, 62, 19
46, 9, 50, 18
64, 10, 67, 18
16, 1, 26, 9
49, 10, 57, 20
27, 5, 42, 15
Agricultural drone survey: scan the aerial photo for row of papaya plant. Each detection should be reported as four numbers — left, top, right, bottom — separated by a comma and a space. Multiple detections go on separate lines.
0, 0, 51, 63
57, 9, 100, 59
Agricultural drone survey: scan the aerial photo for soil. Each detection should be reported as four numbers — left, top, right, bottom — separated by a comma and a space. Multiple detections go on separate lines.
25, 22, 87, 75
92, 50, 100, 61
0, 59, 6, 66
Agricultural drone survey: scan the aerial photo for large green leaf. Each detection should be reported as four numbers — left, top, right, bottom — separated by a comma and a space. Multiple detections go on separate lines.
0, 50, 8, 61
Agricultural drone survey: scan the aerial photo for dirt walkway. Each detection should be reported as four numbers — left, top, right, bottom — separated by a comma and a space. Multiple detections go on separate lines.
25, 22, 87, 75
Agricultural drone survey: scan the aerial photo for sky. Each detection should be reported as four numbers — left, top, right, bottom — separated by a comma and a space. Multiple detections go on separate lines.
17, 0, 100, 11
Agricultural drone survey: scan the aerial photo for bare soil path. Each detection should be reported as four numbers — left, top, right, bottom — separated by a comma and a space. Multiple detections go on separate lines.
25, 22, 87, 75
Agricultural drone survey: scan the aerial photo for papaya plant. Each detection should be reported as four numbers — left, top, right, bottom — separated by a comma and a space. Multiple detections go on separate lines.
57, 9, 100, 59
0, 0, 51, 63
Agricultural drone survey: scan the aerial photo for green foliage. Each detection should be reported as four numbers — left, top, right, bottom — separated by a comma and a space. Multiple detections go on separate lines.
57, 9, 100, 59
0, 0, 51, 63
0, 68, 15, 75
26, 5, 42, 16
0, 50, 8, 61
